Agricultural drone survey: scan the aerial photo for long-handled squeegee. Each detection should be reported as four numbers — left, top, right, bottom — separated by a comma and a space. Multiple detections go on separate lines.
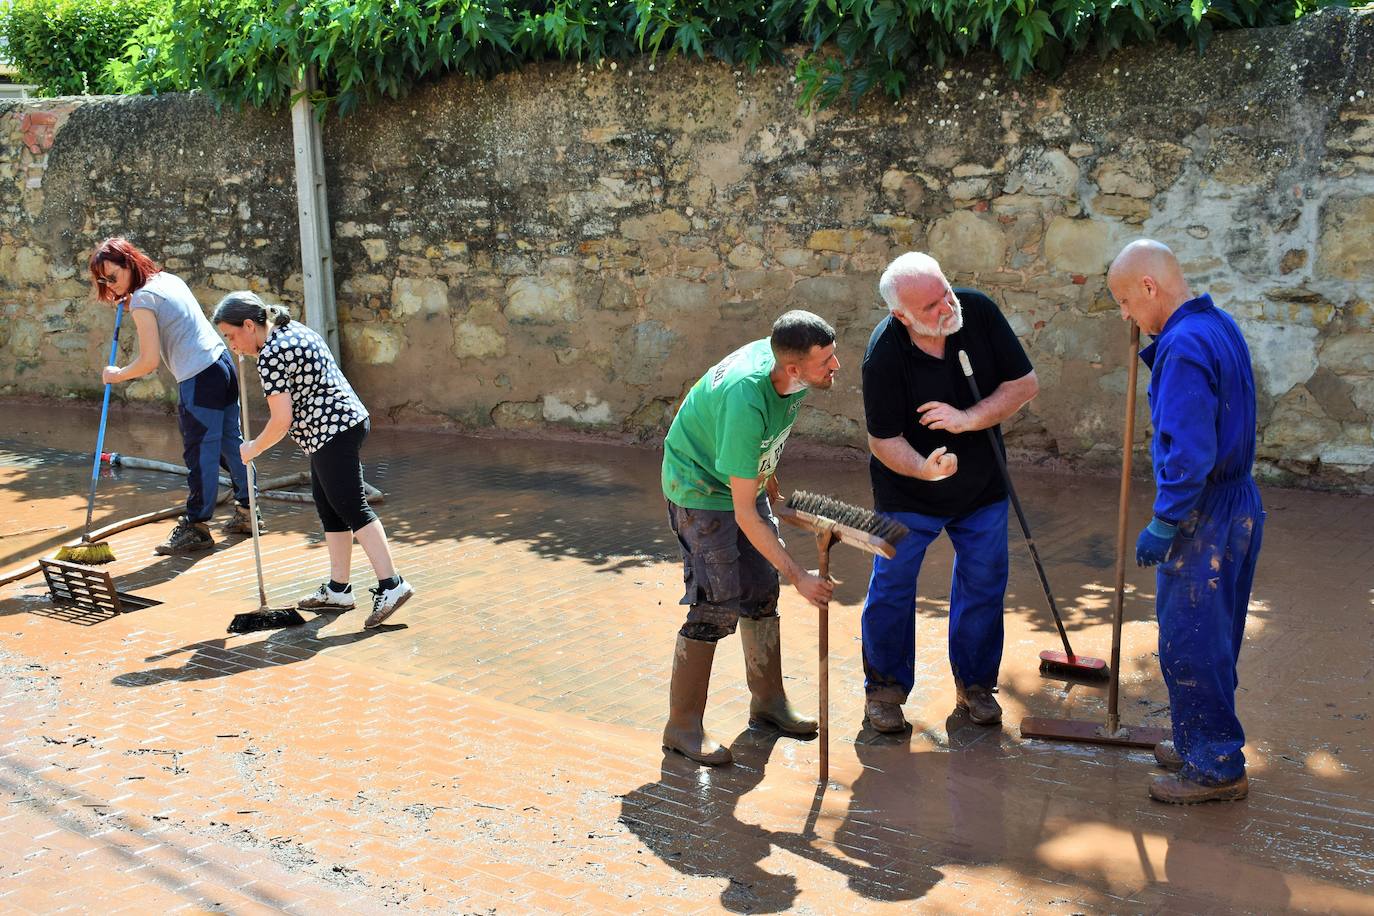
1020, 323, 1169, 748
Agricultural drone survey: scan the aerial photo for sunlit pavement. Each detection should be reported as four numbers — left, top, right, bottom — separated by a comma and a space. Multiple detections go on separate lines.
0, 401, 1371, 913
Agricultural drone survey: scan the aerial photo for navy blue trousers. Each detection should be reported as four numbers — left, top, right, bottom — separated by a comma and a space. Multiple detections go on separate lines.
176, 351, 250, 522
861, 499, 1009, 702
1157, 478, 1264, 785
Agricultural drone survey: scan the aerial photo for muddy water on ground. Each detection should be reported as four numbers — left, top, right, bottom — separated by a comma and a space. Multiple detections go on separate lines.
1, 398, 1371, 912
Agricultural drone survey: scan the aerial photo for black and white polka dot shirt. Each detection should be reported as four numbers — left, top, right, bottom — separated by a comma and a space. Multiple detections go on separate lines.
256, 321, 369, 455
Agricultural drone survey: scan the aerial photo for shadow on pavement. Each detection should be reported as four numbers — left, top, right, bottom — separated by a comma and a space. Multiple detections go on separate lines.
110, 615, 403, 686
619, 725, 951, 911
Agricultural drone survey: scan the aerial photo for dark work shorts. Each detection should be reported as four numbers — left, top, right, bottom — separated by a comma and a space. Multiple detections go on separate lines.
666, 493, 782, 634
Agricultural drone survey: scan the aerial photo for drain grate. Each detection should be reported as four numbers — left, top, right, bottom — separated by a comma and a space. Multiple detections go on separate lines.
39, 559, 159, 617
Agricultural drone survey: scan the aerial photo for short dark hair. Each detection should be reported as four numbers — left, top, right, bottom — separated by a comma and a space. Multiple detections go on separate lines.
770, 310, 835, 360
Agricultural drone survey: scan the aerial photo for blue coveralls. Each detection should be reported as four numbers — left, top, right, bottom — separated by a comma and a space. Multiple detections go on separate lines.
1141, 294, 1264, 786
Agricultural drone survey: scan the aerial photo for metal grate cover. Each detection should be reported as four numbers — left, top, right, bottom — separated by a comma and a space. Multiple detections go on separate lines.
39, 559, 158, 619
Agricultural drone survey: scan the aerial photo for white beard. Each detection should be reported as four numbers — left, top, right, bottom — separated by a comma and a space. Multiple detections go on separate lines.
908, 296, 965, 338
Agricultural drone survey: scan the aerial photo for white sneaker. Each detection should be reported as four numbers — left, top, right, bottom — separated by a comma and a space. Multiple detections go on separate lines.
297, 583, 356, 611
365, 579, 413, 628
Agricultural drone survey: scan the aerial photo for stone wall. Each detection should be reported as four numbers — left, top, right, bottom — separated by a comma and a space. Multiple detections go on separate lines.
2, 9, 1372, 490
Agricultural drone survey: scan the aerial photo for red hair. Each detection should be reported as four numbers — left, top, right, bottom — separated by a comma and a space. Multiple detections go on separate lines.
89, 237, 160, 302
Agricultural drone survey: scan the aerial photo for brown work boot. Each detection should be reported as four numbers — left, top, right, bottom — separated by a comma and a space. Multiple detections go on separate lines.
220, 505, 264, 536
1149, 772, 1249, 805
1154, 740, 1183, 771
955, 683, 1003, 726
661, 635, 732, 766
154, 517, 214, 555
864, 698, 908, 734
740, 617, 817, 736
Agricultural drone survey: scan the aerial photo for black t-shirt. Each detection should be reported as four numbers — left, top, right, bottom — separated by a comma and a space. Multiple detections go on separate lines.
861, 288, 1034, 518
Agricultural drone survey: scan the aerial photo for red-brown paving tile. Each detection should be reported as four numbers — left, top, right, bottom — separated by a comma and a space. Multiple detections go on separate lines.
0, 403, 1371, 913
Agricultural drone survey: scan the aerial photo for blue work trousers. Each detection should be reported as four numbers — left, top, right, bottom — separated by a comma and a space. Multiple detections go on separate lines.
1157, 477, 1264, 785
861, 499, 1009, 702
176, 351, 250, 522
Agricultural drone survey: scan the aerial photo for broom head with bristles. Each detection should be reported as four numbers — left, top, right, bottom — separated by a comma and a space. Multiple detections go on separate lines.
1038, 649, 1110, 680
54, 541, 116, 565
778, 490, 910, 559
228, 607, 307, 635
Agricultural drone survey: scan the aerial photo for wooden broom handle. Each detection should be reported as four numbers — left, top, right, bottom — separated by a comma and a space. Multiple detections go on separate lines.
816, 529, 835, 785
1107, 322, 1141, 733
237, 354, 269, 610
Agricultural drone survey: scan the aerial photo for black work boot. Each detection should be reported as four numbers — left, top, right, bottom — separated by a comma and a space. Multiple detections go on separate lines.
220, 505, 264, 536
154, 517, 214, 555
955, 683, 1003, 726
740, 617, 817, 736
662, 635, 732, 766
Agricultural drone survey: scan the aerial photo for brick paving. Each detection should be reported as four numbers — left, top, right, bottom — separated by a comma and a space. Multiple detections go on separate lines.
0, 401, 1372, 913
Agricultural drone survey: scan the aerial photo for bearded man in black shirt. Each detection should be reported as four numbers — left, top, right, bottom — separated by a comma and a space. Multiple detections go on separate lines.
859, 252, 1039, 733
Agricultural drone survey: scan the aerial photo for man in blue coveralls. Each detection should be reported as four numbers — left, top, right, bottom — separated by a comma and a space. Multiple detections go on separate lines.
1108, 239, 1265, 804
859, 252, 1039, 734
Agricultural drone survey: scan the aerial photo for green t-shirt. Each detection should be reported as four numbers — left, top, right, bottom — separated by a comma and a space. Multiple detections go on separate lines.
661, 338, 808, 510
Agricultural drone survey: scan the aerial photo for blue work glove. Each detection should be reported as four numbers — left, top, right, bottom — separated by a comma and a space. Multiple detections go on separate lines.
1136, 518, 1179, 567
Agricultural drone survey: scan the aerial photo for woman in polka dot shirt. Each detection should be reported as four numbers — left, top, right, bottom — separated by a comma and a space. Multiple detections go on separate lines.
212, 291, 413, 628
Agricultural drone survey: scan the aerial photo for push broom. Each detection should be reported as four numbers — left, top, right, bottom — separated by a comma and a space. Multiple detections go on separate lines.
776, 491, 909, 785
226, 353, 306, 635
56, 303, 125, 565
957, 350, 1108, 680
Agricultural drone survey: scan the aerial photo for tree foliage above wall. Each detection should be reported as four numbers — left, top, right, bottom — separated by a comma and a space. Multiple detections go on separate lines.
0, 0, 163, 96
1, 0, 1343, 112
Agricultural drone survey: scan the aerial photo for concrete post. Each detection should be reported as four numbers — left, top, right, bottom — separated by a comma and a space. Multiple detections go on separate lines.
291, 68, 339, 360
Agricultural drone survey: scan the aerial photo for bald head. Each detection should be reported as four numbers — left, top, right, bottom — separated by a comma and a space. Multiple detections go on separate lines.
1109, 239, 1184, 288
1107, 239, 1193, 334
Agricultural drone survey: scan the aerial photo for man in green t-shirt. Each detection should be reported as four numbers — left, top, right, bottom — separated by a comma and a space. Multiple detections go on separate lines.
660, 310, 840, 766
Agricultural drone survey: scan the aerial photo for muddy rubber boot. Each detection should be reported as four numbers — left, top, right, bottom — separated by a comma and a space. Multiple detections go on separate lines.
740, 617, 818, 736
661, 635, 732, 766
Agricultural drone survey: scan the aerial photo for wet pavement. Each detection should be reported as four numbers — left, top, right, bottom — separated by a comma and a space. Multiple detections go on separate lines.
0, 399, 1371, 914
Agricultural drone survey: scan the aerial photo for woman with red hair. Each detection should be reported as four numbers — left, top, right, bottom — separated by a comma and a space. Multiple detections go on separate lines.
90, 237, 254, 554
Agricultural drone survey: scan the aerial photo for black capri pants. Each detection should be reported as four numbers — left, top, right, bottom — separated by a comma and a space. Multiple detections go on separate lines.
310, 419, 379, 533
